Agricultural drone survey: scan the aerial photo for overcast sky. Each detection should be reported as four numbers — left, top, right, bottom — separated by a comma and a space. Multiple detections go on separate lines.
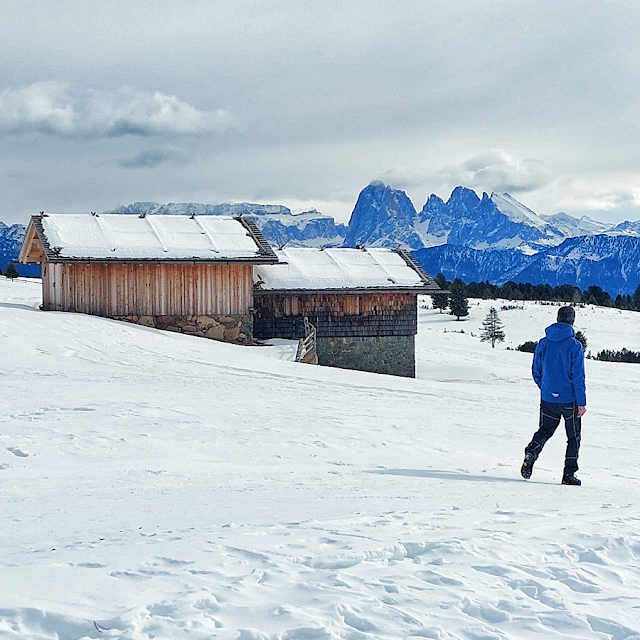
2, 0, 640, 225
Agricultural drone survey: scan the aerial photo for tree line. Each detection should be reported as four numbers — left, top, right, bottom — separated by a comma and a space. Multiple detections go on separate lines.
433, 274, 640, 312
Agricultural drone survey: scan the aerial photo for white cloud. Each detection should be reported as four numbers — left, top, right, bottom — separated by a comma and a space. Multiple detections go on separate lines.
433, 151, 553, 194
116, 146, 189, 169
0, 82, 232, 137
541, 180, 640, 214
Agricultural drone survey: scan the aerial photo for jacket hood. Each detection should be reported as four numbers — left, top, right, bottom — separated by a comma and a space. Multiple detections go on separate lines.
545, 321, 575, 342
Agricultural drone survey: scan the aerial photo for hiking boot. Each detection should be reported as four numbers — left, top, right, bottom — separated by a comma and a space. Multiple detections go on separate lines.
521, 452, 535, 479
562, 474, 581, 486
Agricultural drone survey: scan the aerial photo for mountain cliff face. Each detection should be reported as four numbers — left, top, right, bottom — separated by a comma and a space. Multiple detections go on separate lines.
345, 183, 567, 252
418, 188, 562, 251
343, 181, 424, 249
110, 202, 347, 248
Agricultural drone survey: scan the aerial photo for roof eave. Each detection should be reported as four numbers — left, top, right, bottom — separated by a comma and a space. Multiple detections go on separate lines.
46, 256, 280, 265
254, 286, 443, 294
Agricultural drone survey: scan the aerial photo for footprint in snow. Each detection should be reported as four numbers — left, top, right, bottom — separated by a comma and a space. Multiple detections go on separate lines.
7, 447, 29, 458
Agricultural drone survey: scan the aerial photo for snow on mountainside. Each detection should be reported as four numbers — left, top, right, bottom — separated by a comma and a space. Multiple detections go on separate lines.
413, 244, 538, 288
490, 192, 550, 229
413, 233, 640, 296
419, 187, 564, 252
517, 233, 640, 294
109, 202, 347, 248
608, 219, 640, 237
541, 212, 611, 237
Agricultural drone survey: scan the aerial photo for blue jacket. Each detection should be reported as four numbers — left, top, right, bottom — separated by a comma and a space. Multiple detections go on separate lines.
532, 322, 586, 406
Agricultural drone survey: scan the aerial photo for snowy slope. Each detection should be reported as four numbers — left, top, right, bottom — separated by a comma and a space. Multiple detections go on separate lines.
540, 212, 610, 237
490, 192, 550, 229
1, 277, 640, 639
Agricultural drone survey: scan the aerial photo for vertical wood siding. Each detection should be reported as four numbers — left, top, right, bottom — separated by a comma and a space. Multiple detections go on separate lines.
42, 262, 253, 317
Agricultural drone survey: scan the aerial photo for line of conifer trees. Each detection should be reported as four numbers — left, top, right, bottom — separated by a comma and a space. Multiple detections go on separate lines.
434, 274, 640, 312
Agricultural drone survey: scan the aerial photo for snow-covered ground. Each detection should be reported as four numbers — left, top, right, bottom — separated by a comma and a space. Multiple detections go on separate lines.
1, 277, 639, 640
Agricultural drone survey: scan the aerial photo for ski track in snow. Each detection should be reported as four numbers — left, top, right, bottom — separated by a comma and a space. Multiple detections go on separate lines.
1, 277, 640, 639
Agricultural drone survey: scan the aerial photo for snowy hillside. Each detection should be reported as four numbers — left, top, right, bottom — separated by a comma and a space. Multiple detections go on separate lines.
2, 277, 640, 639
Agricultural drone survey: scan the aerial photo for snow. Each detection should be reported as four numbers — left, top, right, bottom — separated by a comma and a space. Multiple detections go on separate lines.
491, 193, 551, 230
255, 248, 426, 290
39, 214, 263, 261
2, 276, 640, 639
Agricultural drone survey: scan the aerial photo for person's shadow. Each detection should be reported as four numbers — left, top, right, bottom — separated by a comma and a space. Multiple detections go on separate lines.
367, 468, 536, 484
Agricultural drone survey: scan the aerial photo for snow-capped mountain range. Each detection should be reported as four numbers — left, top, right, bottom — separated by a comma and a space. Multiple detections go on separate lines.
413, 234, 640, 298
345, 182, 627, 252
345, 182, 640, 296
2, 182, 640, 294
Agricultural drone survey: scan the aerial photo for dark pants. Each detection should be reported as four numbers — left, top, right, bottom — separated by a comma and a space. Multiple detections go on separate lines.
526, 400, 581, 475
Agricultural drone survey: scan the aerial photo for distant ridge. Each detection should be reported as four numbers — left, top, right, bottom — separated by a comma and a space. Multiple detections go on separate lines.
413, 234, 640, 297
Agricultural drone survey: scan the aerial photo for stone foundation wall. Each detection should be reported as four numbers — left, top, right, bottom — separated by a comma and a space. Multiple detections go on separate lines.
316, 335, 415, 377
113, 313, 253, 344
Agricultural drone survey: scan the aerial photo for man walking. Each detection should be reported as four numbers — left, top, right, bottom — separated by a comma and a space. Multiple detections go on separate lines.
521, 306, 586, 485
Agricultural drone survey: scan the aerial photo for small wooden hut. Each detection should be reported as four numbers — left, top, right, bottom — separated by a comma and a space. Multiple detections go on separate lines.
253, 247, 441, 377
19, 212, 278, 343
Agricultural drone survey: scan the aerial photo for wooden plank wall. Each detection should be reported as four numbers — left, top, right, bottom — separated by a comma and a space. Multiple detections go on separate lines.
42, 262, 253, 317
254, 291, 418, 339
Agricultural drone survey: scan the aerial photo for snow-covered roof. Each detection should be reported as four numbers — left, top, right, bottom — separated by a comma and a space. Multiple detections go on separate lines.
21, 213, 277, 263
254, 248, 439, 292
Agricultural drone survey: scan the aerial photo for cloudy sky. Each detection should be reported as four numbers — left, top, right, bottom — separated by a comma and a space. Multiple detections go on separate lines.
2, 0, 640, 225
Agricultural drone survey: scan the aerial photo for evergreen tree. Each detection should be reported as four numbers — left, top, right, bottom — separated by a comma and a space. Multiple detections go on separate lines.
431, 292, 449, 313
575, 330, 588, 352
480, 307, 505, 348
434, 272, 449, 289
449, 278, 469, 321
430, 272, 450, 313
633, 284, 640, 311
4, 262, 19, 280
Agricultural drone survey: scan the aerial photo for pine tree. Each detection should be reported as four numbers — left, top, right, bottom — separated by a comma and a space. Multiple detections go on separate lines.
449, 278, 469, 321
432, 292, 449, 313
4, 262, 19, 280
575, 330, 588, 352
480, 307, 505, 348
434, 272, 448, 289
431, 272, 450, 313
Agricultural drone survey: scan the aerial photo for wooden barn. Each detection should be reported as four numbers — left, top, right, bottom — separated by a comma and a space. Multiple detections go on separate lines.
18, 212, 278, 343
252, 247, 441, 377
